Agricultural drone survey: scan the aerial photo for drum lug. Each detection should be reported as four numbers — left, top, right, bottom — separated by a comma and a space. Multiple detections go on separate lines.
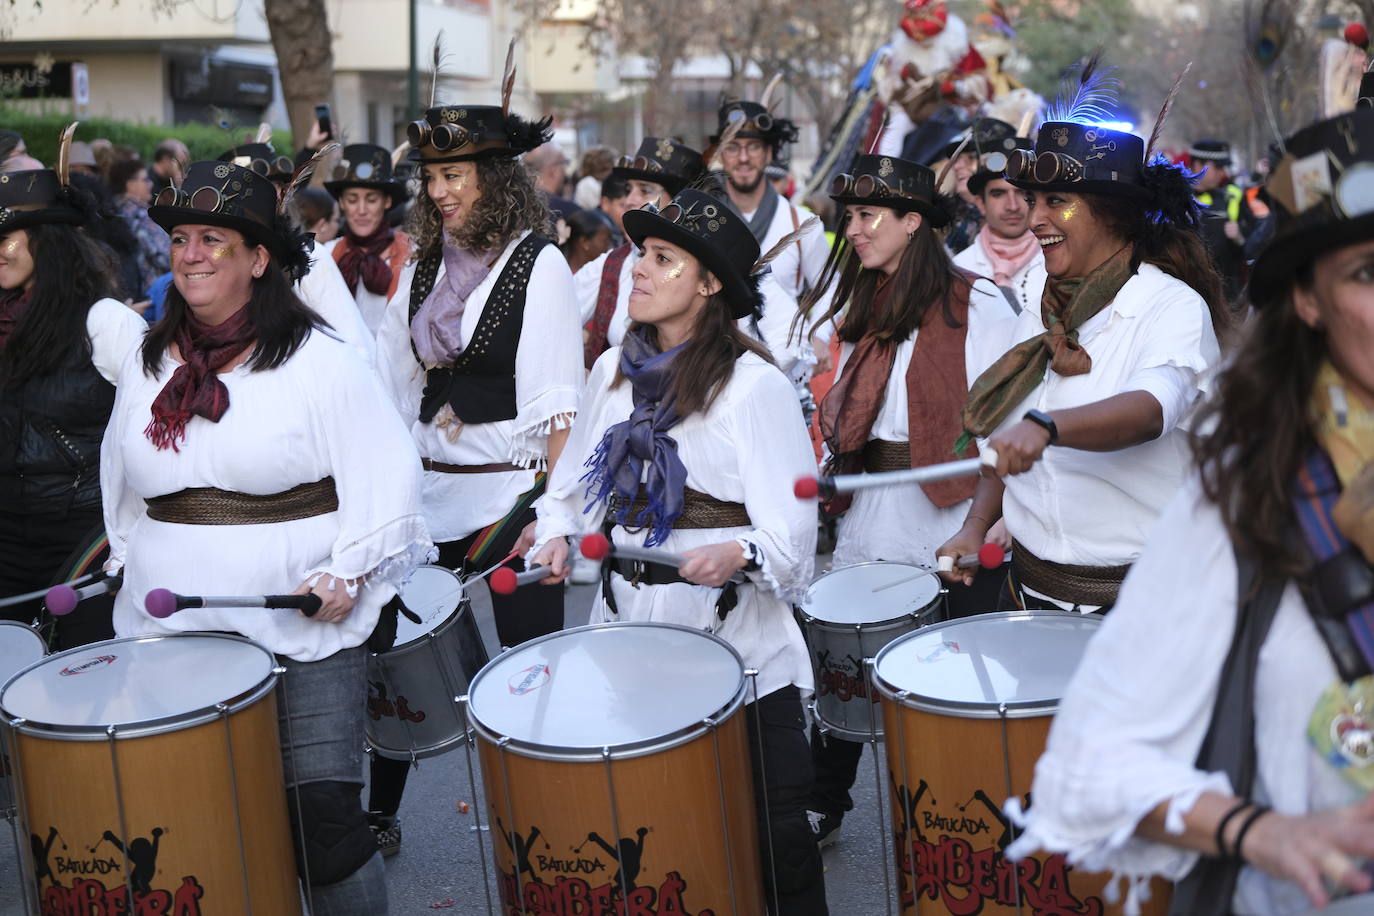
743, 668, 760, 677
272, 665, 287, 676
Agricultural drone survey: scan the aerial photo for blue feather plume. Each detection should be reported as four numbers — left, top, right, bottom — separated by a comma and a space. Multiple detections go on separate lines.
1044, 52, 1120, 125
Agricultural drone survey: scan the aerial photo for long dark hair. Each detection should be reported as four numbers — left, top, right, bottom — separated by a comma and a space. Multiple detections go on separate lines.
613, 263, 773, 417
801, 210, 967, 343
141, 252, 325, 377
0, 223, 119, 391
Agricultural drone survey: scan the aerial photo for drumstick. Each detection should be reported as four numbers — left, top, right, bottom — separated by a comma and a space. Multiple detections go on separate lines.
144, 588, 322, 619
0, 572, 97, 608
936, 543, 1007, 574
488, 565, 553, 594
794, 448, 1000, 500
579, 533, 746, 584
46, 576, 123, 616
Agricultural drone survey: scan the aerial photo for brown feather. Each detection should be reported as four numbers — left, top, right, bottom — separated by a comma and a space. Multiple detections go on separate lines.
704, 113, 749, 169
56, 122, 78, 187
391, 141, 411, 168
430, 32, 445, 108
867, 110, 890, 155
752, 216, 818, 275
934, 134, 972, 191
255, 122, 273, 145
758, 73, 784, 111
1145, 62, 1191, 161
278, 142, 340, 215
169, 158, 184, 190
501, 38, 517, 115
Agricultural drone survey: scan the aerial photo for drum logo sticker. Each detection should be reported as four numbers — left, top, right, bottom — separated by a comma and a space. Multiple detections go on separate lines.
816, 649, 871, 703
367, 679, 426, 724
509, 663, 551, 696
31, 823, 207, 914
58, 655, 116, 676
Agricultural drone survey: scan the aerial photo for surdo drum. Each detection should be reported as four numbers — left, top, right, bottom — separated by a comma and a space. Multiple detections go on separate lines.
465, 622, 766, 915
366, 565, 489, 760
1, 634, 300, 915
1, 622, 45, 823
799, 562, 943, 741
873, 610, 1168, 916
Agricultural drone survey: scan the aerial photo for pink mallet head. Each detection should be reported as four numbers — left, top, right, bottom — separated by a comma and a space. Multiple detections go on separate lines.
45, 585, 79, 617
489, 567, 518, 595
145, 588, 179, 619
580, 532, 611, 561
978, 542, 1006, 569
793, 476, 820, 500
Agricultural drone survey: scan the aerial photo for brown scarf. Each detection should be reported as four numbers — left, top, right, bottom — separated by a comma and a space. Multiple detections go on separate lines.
956, 245, 1135, 452
819, 270, 978, 512
333, 226, 407, 300
145, 306, 257, 451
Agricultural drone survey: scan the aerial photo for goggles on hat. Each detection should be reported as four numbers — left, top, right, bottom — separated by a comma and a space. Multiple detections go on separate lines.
830, 172, 904, 200
1004, 149, 1085, 184
617, 155, 663, 172
725, 108, 773, 132
153, 182, 240, 214
234, 155, 294, 177
333, 162, 379, 180
406, 120, 472, 152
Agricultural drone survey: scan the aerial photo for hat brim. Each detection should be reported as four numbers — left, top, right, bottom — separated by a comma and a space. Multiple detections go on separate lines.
0, 206, 86, 233
148, 206, 287, 262
829, 193, 950, 228
1007, 177, 1153, 205
611, 168, 685, 195
1249, 213, 1374, 305
621, 208, 757, 319
323, 179, 408, 207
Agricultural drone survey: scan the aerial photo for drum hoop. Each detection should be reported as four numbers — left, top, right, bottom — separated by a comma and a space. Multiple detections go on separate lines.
0, 633, 279, 741
378, 592, 472, 656
870, 609, 1098, 720
465, 621, 748, 762
0, 620, 47, 655
801, 561, 943, 627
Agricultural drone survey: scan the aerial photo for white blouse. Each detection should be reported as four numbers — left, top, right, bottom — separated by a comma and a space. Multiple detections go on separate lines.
86, 298, 148, 385
833, 278, 1016, 570
297, 246, 376, 368
376, 232, 584, 543
319, 236, 395, 338
102, 330, 432, 663
951, 234, 1048, 315
1010, 474, 1355, 916
533, 349, 817, 699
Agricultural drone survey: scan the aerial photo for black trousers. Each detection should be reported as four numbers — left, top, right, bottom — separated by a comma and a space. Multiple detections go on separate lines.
368, 504, 564, 817
0, 509, 114, 650
749, 686, 829, 916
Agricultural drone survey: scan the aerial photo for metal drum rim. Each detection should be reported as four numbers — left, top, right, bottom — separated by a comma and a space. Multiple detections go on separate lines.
371, 593, 472, 658
800, 560, 942, 627
0, 633, 280, 741
465, 621, 748, 762
378, 565, 469, 654
870, 609, 1098, 719
0, 620, 47, 655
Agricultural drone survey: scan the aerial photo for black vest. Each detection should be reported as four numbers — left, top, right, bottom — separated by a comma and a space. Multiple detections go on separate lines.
0, 346, 115, 516
409, 234, 551, 425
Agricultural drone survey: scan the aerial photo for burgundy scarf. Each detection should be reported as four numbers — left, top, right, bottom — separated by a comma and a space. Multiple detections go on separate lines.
144, 307, 257, 451
0, 287, 32, 350
335, 224, 396, 297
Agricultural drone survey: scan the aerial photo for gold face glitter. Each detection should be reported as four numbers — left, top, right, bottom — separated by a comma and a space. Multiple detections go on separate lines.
869, 212, 885, 232
210, 243, 238, 260
665, 260, 686, 281
1, 238, 21, 257
1060, 201, 1080, 222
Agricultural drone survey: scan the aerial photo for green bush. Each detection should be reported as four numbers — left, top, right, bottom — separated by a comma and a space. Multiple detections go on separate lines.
2, 108, 292, 166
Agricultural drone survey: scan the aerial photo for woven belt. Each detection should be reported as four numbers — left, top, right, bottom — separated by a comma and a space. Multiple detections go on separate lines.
145, 477, 338, 526
863, 439, 910, 473
1011, 537, 1130, 608
422, 458, 522, 474
608, 486, 752, 530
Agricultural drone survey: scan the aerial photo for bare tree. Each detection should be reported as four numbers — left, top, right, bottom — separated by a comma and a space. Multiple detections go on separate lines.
264, 0, 336, 142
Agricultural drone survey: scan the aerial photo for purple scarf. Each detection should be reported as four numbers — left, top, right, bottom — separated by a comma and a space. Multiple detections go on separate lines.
581, 327, 689, 546
410, 244, 494, 366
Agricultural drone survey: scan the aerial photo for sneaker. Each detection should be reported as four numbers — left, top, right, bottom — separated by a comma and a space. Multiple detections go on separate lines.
368, 812, 402, 857
807, 809, 841, 849
570, 554, 601, 585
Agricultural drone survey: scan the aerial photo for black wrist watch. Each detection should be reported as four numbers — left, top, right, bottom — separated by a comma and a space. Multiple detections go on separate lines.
1023, 409, 1059, 445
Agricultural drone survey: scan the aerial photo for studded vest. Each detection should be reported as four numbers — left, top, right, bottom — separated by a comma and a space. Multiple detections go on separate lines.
409, 234, 551, 425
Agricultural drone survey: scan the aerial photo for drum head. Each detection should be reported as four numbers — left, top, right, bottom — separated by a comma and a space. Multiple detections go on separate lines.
395, 565, 466, 645
1, 634, 275, 734
467, 623, 744, 754
802, 562, 942, 625
0, 621, 45, 688
873, 610, 1101, 717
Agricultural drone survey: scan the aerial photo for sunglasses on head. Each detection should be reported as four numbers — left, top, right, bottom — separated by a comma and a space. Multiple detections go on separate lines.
153, 182, 238, 214
406, 120, 473, 152
1004, 149, 1085, 184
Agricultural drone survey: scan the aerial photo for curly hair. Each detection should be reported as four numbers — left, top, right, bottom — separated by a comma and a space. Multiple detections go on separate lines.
407, 157, 554, 261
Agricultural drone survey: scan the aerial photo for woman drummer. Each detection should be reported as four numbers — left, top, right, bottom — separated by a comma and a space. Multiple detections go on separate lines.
0, 135, 146, 648
321, 144, 410, 335
530, 189, 828, 915
1007, 107, 1374, 916
102, 160, 431, 913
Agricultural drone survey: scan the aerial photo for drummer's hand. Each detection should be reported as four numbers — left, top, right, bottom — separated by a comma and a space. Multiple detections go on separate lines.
936, 522, 987, 587
513, 520, 539, 556
986, 420, 1051, 476
292, 574, 356, 623
532, 538, 571, 585
1241, 795, 1374, 907
679, 541, 747, 588
986, 518, 1012, 552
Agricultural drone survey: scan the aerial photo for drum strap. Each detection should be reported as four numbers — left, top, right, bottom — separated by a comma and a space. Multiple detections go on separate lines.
598, 524, 741, 622
1169, 550, 1285, 916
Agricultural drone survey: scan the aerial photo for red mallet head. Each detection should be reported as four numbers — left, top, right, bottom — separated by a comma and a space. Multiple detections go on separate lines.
580, 532, 611, 561
977, 542, 1006, 569
45, 585, 79, 617
489, 567, 518, 595
793, 476, 820, 500
145, 588, 179, 619
1347, 22, 1370, 49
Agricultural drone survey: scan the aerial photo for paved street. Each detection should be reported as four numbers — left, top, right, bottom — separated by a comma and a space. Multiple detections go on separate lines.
0, 565, 897, 915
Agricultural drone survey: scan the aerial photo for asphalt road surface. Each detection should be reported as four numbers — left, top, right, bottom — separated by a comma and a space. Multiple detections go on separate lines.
0, 563, 899, 915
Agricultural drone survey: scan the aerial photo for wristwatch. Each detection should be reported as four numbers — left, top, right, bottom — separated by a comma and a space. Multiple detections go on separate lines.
1022, 409, 1059, 445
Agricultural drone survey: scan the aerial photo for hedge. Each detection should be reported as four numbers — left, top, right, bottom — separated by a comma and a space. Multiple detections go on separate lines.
2, 108, 292, 166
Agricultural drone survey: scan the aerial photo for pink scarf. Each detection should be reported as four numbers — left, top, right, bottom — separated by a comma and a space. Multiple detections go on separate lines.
977, 224, 1039, 287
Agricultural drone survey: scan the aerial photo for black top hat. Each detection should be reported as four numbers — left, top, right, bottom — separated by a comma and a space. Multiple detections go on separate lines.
148, 160, 311, 280
612, 138, 706, 196
622, 188, 762, 319
1002, 121, 1150, 203
1250, 109, 1374, 301
406, 105, 552, 164
1187, 139, 1232, 166
324, 144, 408, 206
959, 119, 1033, 196
218, 143, 295, 183
0, 169, 88, 234
829, 154, 949, 227
709, 100, 799, 148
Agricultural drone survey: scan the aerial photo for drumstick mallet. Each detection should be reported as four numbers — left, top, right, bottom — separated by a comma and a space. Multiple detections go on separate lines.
488, 565, 554, 595
0, 572, 98, 609
793, 447, 1000, 500
144, 588, 322, 619
937, 543, 1007, 574
578, 534, 746, 584
45, 576, 123, 617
